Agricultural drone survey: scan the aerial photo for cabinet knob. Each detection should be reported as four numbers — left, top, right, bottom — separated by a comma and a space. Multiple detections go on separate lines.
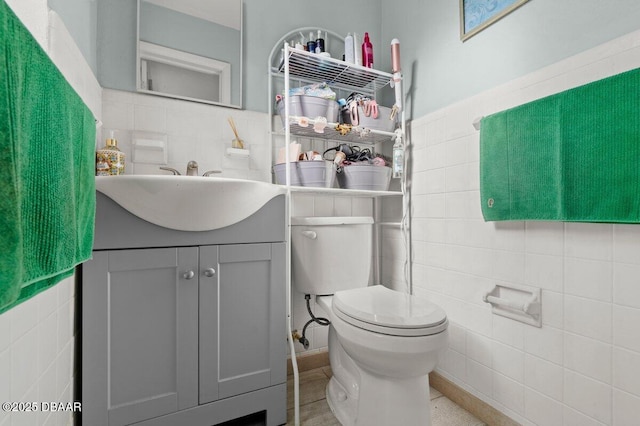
203, 268, 216, 277
183, 270, 195, 280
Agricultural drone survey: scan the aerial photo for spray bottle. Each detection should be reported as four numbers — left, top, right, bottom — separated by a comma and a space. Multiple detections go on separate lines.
390, 39, 404, 178
361, 32, 373, 68
392, 132, 404, 178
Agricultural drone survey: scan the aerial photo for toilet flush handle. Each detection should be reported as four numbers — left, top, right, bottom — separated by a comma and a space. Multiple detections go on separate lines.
301, 230, 317, 240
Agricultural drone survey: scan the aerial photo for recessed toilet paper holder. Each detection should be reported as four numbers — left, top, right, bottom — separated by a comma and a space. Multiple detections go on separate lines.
483, 283, 541, 327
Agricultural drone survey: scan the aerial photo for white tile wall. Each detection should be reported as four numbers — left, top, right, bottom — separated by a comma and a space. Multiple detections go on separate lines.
413, 29, 640, 425
1, 2, 101, 426
101, 89, 271, 182
1, 279, 78, 426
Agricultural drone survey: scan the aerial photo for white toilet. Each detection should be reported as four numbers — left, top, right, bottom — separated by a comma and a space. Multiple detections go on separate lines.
291, 216, 449, 426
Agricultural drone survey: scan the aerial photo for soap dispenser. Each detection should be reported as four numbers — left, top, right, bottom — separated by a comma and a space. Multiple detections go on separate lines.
96, 130, 125, 176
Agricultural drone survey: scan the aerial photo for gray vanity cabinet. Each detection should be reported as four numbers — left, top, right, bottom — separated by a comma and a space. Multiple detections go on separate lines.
82, 247, 200, 426
82, 193, 287, 426
199, 243, 286, 405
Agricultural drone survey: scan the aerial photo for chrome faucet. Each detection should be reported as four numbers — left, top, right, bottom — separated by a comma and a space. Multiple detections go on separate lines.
186, 160, 199, 176
159, 166, 181, 175
159, 161, 222, 177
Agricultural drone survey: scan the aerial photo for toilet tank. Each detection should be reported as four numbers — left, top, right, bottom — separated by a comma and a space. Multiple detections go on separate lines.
291, 216, 373, 295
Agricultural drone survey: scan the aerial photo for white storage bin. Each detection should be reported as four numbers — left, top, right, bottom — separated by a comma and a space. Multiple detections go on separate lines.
277, 96, 339, 127
356, 105, 396, 133
274, 161, 337, 188
337, 164, 391, 191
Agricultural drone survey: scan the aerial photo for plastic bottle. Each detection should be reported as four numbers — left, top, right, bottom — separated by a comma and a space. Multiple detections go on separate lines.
392, 137, 404, 178
337, 98, 351, 124
353, 33, 362, 65
344, 33, 355, 63
315, 30, 325, 53
307, 32, 316, 54
361, 32, 373, 68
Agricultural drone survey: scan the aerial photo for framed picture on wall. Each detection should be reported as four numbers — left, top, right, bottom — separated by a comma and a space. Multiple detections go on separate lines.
460, 0, 530, 41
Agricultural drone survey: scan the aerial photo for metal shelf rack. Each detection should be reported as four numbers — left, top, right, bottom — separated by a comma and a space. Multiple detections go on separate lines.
268, 27, 409, 426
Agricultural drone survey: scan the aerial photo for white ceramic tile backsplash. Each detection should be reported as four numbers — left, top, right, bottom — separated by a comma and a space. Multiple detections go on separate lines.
523, 325, 564, 365
466, 358, 493, 397
102, 88, 272, 181
563, 257, 612, 302
564, 333, 612, 384
612, 305, 640, 353
563, 406, 607, 426
493, 372, 525, 416
613, 262, 640, 309
524, 388, 564, 426
613, 224, 640, 265
612, 348, 640, 397
1, 278, 77, 426
413, 28, 640, 426
612, 389, 640, 426
524, 354, 563, 401
564, 370, 612, 424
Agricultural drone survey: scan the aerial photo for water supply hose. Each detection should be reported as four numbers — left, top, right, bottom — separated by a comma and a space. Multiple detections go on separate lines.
297, 294, 331, 349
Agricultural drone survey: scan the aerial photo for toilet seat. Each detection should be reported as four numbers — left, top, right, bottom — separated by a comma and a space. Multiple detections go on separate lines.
332, 285, 448, 337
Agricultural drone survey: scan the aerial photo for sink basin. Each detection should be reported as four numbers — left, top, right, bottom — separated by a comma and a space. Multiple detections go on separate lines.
95, 175, 286, 231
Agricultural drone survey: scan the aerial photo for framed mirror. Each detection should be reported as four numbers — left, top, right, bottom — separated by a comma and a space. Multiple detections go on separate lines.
136, 0, 242, 108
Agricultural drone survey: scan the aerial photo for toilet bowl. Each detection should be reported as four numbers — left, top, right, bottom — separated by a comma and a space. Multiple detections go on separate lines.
317, 287, 448, 426
291, 217, 449, 426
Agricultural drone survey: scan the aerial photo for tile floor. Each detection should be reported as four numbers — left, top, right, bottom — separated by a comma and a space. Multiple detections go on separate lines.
287, 366, 486, 426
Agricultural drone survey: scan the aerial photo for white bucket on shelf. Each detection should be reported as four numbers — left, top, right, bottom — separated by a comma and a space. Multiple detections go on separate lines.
273, 161, 337, 188
276, 96, 339, 127
337, 164, 391, 191
356, 105, 396, 133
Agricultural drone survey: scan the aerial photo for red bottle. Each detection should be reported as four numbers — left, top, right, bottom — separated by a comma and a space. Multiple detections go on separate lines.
362, 32, 373, 68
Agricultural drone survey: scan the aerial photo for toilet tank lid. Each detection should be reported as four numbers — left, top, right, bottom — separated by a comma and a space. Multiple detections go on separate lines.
291, 216, 374, 226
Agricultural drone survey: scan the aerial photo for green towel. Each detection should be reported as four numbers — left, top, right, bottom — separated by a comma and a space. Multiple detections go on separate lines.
480, 67, 640, 222
0, 1, 96, 314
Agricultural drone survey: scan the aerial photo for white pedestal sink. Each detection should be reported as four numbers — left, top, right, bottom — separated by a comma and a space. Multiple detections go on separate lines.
95, 175, 287, 231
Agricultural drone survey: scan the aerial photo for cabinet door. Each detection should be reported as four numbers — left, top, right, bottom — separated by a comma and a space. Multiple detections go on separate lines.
199, 243, 286, 404
83, 247, 199, 426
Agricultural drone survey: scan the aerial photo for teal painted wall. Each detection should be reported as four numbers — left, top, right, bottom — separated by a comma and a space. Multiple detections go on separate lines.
381, 0, 640, 118
53, 0, 640, 115
242, 0, 382, 111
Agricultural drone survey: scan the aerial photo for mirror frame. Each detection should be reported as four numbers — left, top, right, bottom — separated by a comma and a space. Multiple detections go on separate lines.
135, 0, 243, 109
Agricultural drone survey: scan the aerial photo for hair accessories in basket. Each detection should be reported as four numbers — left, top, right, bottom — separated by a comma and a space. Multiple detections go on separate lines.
363, 100, 378, 118
313, 117, 328, 133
